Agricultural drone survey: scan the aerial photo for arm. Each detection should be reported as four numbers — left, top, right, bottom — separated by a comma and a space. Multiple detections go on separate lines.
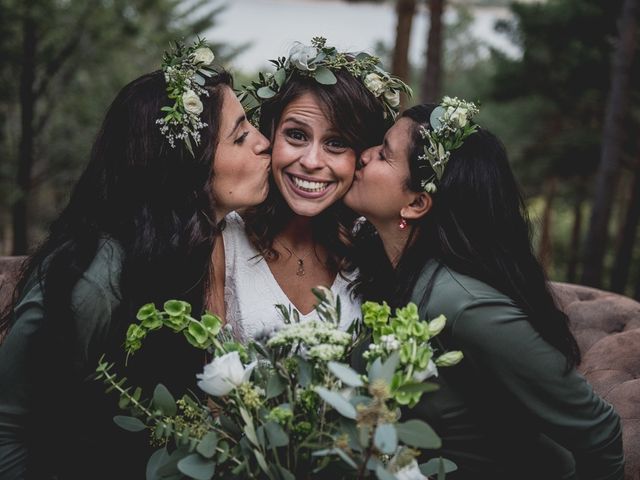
0, 263, 118, 478
452, 299, 624, 480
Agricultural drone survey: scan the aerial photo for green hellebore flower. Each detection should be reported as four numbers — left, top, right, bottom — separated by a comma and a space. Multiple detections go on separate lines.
136, 303, 158, 321
164, 299, 191, 316
201, 313, 222, 336
362, 301, 391, 329
435, 350, 464, 367
394, 303, 419, 325
428, 314, 447, 336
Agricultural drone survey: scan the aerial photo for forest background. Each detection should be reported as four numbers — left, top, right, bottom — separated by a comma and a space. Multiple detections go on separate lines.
1, 0, 638, 298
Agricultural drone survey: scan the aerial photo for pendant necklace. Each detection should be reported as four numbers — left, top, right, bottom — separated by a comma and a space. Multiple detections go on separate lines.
275, 239, 314, 276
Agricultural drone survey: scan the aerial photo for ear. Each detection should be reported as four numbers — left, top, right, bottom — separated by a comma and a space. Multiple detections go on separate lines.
400, 192, 432, 221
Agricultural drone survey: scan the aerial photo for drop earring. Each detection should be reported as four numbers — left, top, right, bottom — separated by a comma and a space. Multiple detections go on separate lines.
398, 217, 408, 230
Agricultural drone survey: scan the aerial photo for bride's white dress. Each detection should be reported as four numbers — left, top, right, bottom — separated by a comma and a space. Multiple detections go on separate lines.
222, 212, 361, 341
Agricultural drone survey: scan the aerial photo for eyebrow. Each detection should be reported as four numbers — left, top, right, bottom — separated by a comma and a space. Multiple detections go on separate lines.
281, 116, 341, 137
280, 116, 309, 128
227, 114, 246, 139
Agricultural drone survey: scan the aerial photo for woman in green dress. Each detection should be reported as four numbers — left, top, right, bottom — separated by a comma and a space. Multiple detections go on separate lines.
0, 41, 270, 479
345, 100, 624, 479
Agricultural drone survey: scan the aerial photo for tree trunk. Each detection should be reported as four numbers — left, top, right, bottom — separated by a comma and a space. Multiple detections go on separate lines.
610, 162, 640, 293
566, 188, 584, 284
421, 0, 445, 103
13, 1, 37, 255
538, 177, 557, 272
392, 0, 417, 109
581, 0, 638, 287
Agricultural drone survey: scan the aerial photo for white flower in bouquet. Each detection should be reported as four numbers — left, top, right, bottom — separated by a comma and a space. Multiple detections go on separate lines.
413, 359, 438, 382
193, 47, 215, 65
364, 73, 386, 97
288, 42, 318, 71
395, 460, 428, 480
196, 351, 257, 397
182, 90, 203, 115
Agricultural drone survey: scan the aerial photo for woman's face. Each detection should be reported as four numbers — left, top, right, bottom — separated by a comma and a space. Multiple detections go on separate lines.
271, 92, 356, 217
344, 117, 415, 227
212, 86, 271, 219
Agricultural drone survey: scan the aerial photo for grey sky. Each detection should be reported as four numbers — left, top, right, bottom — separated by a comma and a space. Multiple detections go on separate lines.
205, 0, 520, 73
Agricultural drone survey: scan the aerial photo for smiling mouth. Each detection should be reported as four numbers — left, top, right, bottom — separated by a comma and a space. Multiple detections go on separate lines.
288, 174, 332, 193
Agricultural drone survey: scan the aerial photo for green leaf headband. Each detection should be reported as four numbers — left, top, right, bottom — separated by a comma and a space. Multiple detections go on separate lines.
419, 96, 480, 193
239, 37, 412, 125
157, 38, 220, 156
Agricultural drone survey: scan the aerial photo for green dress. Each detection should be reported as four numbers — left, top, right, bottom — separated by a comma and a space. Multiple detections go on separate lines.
406, 260, 624, 479
0, 239, 132, 479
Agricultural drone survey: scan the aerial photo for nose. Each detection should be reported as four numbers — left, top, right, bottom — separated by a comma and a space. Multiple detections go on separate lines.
253, 129, 271, 156
298, 142, 324, 171
358, 146, 377, 168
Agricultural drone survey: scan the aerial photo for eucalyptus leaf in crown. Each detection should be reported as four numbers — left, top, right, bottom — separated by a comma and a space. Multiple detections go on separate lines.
239, 37, 412, 125
156, 37, 219, 156
419, 96, 480, 193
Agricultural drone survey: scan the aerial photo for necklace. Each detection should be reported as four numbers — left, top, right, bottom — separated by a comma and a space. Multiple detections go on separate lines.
275, 239, 314, 276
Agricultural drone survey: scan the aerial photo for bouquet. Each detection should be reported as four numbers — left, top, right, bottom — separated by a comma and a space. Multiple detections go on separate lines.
95, 287, 463, 479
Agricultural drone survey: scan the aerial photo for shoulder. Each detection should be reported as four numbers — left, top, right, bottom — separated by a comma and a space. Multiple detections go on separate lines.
412, 260, 519, 321
73, 237, 124, 305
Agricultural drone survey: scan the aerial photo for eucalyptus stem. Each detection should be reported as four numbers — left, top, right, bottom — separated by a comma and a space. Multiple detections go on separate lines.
101, 365, 153, 418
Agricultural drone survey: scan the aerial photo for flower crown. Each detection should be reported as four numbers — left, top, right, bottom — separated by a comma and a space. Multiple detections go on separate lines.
240, 37, 412, 125
419, 96, 480, 193
156, 38, 219, 156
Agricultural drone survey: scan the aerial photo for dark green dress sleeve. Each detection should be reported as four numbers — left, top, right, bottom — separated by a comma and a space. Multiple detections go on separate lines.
0, 240, 122, 479
450, 297, 624, 479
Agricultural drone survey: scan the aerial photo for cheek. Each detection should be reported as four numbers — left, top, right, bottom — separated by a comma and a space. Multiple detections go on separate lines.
334, 153, 357, 183
271, 136, 296, 172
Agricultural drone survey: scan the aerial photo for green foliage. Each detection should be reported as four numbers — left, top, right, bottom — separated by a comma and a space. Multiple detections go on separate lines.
126, 301, 222, 356
97, 292, 461, 478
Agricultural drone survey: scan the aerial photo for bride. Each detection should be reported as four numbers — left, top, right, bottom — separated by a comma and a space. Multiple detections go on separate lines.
213, 38, 410, 340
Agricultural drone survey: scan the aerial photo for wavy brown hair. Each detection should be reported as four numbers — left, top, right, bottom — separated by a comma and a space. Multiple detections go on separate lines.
243, 70, 389, 275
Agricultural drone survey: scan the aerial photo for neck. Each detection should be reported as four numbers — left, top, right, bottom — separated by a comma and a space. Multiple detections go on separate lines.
277, 214, 315, 249
373, 220, 411, 268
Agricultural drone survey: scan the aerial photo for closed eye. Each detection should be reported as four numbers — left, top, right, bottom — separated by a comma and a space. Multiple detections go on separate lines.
234, 131, 249, 145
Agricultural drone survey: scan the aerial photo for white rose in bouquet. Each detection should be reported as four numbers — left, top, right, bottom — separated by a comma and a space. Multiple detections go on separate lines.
197, 351, 257, 396
395, 460, 428, 480
413, 359, 438, 382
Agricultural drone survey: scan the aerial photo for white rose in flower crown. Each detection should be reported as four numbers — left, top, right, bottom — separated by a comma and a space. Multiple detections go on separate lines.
364, 73, 386, 97
193, 47, 215, 65
196, 351, 257, 397
449, 108, 468, 128
384, 88, 401, 107
288, 42, 318, 71
182, 90, 203, 115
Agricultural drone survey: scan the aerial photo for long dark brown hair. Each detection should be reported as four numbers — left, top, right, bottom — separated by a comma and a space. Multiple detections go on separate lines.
355, 104, 581, 368
243, 70, 389, 274
0, 69, 234, 477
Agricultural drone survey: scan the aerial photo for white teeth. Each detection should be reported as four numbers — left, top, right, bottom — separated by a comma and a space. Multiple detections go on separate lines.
291, 176, 330, 192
